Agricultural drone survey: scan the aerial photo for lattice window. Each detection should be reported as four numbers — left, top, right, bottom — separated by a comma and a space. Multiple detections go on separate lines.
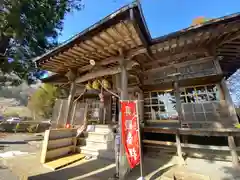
144, 84, 222, 123
144, 90, 178, 121
181, 85, 220, 103
181, 85, 223, 123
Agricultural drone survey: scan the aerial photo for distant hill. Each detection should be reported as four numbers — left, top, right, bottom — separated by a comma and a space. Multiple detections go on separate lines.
0, 81, 41, 113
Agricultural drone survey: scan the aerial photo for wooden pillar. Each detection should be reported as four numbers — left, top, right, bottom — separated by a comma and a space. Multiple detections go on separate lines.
65, 69, 77, 126
137, 90, 144, 126
119, 57, 129, 180
56, 99, 63, 128
115, 73, 121, 92
216, 84, 224, 101
228, 135, 239, 167
220, 78, 238, 125
173, 80, 183, 128
176, 131, 185, 165
120, 60, 128, 100
65, 81, 76, 125
98, 96, 104, 124
103, 95, 112, 125
70, 101, 77, 126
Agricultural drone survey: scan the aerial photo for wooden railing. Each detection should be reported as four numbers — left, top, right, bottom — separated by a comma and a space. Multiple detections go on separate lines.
143, 127, 240, 167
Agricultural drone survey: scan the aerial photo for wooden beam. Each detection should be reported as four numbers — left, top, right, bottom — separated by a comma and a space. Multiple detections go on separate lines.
145, 48, 209, 67
77, 48, 146, 73
143, 139, 236, 151
143, 139, 176, 146
213, 58, 223, 74
75, 61, 138, 83
144, 56, 214, 75
126, 47, 147, 59
77, 56, 122, 73
151, 32, 210, 53
144, 127, 240, 136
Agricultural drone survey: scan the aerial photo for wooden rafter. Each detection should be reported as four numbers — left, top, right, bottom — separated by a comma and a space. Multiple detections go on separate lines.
69, 48, 94, 62
218, 48, 240, 53
219, 31, 240, 47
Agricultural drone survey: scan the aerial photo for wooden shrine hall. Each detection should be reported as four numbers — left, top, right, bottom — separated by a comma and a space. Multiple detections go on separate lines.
35, 2, 240, 166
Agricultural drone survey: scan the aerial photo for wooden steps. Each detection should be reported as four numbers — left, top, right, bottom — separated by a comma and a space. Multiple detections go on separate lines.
43, 153, 85, 170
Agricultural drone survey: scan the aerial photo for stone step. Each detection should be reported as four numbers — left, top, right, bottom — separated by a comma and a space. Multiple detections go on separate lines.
77, 146, 115, 160
78, 146, 99, 156
93, 125, 113, 133
85, 125, 113, 133
85, 140, 114, 150
87, 131, 114, 142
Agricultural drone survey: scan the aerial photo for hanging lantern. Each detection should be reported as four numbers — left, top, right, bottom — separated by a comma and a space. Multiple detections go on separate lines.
86, 81, 92, 90
102, 79, 110, 89
92, 80, 100, 90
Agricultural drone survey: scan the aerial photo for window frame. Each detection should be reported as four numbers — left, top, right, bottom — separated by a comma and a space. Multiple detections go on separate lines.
144, 84, 222, 123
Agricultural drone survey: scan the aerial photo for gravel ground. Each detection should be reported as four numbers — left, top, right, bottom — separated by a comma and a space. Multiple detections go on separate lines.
0, 133, 42, 180
0, 162, 18, 180
1, 133, 240, 180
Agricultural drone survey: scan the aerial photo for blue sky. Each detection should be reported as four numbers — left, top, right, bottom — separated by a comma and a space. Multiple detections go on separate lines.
59, 0, 240, 43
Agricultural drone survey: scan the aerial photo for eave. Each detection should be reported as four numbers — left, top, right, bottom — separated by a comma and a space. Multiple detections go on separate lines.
35, 3, 240, 83
35, 2, 150, 74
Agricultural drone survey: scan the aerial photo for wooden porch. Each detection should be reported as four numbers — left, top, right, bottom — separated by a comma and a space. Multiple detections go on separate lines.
143, 127, 240, 167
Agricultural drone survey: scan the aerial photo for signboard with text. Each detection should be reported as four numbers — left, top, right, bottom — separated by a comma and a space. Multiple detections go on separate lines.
120, 101, 140, 169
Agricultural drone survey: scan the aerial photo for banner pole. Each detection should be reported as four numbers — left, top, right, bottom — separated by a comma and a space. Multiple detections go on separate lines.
136, 100, 144, 178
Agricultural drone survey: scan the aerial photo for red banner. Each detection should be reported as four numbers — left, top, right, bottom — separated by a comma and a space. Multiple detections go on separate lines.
121, 101, 140, 169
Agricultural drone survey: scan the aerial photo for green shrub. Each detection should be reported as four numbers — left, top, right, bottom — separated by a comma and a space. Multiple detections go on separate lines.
27, 124, 39, 133
15, 123, 20, 133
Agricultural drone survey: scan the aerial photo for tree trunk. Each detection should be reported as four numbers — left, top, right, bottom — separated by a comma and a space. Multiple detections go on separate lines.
0, 35, 10, 55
